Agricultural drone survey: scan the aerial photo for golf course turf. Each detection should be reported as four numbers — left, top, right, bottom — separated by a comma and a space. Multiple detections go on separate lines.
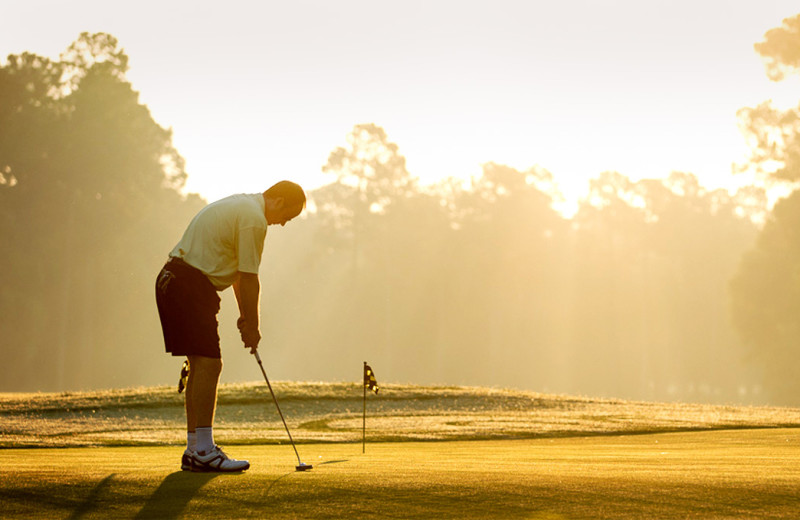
3, 428, 800, 519
3, 383, 800, 518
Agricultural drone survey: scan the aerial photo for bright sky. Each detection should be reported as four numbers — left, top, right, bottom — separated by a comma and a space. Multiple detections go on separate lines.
3, 1, 800, 213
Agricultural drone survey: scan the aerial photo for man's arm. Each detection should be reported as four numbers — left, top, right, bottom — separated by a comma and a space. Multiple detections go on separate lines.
233, 272, 261, 353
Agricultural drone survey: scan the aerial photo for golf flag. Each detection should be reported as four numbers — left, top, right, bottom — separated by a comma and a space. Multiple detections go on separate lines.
177, 360, 190, 394
364, 363, 379, 394
363, 361, 379, 453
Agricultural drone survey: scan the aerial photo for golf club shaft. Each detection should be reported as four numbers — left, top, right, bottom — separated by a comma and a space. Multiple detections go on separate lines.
254, 351, 302, 465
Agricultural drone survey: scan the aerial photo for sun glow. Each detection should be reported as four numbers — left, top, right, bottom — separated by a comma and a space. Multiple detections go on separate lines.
4, 2, 798, 212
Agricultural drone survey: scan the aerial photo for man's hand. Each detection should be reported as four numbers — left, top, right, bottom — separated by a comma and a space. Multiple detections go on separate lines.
238, 317, 261, 354
234, 272, 262, 355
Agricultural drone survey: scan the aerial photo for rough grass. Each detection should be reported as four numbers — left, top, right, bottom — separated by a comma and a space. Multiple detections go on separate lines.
3, 382, 800, 448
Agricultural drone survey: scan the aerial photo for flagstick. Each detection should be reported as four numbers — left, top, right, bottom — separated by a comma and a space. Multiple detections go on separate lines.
362, 361, 367, 454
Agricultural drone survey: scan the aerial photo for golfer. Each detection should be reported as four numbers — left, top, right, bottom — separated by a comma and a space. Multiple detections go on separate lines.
155, 181, 306, 472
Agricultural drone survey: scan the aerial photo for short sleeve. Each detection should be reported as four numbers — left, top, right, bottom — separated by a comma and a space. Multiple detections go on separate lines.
237, 225, 267, 274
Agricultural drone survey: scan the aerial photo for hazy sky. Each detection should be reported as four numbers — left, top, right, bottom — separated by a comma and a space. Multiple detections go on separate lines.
3, 1, 799, 211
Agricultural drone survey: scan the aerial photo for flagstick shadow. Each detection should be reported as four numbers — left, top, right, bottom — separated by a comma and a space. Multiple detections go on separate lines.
262, 471, 293, 498
134, 471, 221, 520
67, 473, 116, 520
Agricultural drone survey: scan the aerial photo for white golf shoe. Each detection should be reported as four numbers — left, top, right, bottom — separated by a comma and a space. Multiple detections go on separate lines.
190, 445, 250, 472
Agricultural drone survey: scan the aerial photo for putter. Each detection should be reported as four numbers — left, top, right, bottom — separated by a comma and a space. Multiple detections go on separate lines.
253, 350, 312, 472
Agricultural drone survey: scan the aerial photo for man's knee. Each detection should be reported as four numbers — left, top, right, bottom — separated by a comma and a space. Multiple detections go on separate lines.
189, 356, 223, 378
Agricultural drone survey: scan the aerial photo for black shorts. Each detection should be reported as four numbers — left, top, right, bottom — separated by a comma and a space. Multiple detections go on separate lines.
155, 257, 222, 359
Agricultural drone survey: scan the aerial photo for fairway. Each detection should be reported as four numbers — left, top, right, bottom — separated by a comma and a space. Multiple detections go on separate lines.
2, 428, 800, 519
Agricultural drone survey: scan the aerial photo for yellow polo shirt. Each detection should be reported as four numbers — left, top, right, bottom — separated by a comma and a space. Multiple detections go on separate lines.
170, 193, 267, 290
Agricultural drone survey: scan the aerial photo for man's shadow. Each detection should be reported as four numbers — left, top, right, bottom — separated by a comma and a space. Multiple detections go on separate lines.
134, 471, 221, 520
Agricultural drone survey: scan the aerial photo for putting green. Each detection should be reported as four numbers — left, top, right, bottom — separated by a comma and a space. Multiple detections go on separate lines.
2, 428, 799, 519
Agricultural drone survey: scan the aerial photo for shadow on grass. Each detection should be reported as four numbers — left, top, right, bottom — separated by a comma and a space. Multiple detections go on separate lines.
263, 472, 293, 498
317, 459, 349, 466
67, 473, 116, 520
133, 471, 221, 520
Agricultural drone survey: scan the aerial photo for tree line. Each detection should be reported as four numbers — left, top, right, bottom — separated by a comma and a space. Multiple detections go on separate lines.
1, 24, 799, 404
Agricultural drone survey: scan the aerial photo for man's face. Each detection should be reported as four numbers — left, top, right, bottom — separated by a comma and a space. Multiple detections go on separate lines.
265, 198, 303, 227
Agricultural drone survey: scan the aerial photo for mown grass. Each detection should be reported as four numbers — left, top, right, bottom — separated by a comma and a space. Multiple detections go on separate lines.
3, 384, 800, 518
2, 429, 800, 519
3, 382, 800, 448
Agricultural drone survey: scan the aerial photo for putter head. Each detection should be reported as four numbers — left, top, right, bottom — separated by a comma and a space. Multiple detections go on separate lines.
296, 463, 313, 472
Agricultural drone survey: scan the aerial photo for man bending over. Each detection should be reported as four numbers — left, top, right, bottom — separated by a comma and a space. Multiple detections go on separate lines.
155, 180, 306, 472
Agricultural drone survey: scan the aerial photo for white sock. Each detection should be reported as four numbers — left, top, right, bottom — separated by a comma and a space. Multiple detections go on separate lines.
187, 431, 197, 452
196, 427, 214, 454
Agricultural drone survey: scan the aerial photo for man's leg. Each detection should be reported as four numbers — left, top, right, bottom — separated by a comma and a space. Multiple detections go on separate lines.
184, 355, 250, 472
186, 355, 222, 451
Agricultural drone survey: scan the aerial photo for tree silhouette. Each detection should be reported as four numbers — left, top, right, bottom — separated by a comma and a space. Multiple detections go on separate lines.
323, 123, 415, 214
732, 192, 800, 402
738, 14, 800, 184
731, 13, 800, 403
0, 33, 204, 390
0, 35, 775, 403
